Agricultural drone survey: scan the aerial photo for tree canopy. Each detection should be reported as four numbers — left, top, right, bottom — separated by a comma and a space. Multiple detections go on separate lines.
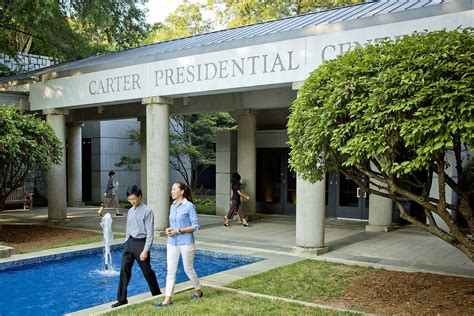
0, 105, 62, 210
146, 0, 212, 43
0, 0, 149, 63
209, 0, 364, 28
288, 28, 474, 260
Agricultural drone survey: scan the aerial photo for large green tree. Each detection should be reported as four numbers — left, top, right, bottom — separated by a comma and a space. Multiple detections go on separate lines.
288, 28, 474, 260
0, 106, 62, 210
0, 0, 148, 66
146, 0, 212, 43
208, 0, 364, 28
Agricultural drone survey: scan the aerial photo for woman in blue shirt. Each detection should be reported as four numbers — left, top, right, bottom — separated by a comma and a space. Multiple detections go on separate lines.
155, 182, 203, 307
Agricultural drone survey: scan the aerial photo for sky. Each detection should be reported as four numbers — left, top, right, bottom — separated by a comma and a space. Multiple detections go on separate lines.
144, 0, 208, 24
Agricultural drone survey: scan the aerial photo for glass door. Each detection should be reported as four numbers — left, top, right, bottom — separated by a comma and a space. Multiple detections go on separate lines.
256, 148, 296, 215
325, 172, 368, 220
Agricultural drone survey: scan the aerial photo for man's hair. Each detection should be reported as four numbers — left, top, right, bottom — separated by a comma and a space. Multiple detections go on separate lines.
108, 171, 116, 177
127, 185, 142, 197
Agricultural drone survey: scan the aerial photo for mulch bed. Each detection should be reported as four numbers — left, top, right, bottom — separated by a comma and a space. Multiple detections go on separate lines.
0, 224, 100, 253
340, 269, 474, 315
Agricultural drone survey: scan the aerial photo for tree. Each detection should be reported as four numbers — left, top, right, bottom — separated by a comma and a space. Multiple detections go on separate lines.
288, 28, 474, 260
208, 0, 364, 28
0, 0, 149, 66
0, 105, 62, 210
170, 113, 236, 189
146, 0, 212, 43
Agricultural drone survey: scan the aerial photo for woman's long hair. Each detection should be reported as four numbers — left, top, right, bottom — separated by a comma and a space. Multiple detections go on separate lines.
174, 182, 193, 203
231, 172, 241, 185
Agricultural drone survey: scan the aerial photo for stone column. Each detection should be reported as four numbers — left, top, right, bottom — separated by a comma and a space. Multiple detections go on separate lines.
142, 97, 172, 232
236, 109, 257, 219
295, 173, 328, 254
366, 163, 394, 232
67, 122, 83, 207
139, 117, 147, 203
43, 109, 69, 224
215, 130, 238, 216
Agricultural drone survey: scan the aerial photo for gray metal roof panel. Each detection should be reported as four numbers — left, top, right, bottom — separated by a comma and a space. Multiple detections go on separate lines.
0, 0, 455, 84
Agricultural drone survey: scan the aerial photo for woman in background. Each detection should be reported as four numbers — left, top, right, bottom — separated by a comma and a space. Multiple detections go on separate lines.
224, 172, 250, 227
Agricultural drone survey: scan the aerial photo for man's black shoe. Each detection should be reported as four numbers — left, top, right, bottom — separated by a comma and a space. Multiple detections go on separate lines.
111, 300, 128, 308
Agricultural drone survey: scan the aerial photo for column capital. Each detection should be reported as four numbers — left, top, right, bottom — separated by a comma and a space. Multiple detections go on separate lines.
43, 108, 69, 115
233, 109, 259, 116
142, 96, 174, 105
66, 122, 84, 128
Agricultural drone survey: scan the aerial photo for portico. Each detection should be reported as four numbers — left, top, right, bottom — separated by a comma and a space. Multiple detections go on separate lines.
0, 1, 471, 248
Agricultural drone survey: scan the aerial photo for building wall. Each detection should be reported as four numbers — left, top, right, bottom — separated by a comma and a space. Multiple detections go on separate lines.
0, 53, 55, 74
83, 118, 189, 203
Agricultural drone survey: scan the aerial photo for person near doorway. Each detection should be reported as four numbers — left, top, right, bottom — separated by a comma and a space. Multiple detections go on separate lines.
224, 172, 250, 227
155, 182, 203, 307
111, 185, 161, 308
100, 171, 123, 216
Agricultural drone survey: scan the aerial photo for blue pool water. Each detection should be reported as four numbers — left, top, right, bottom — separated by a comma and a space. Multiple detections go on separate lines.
0, 245, 263, 315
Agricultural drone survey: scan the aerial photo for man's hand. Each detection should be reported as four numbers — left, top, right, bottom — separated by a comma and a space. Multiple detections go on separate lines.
165, 227, 172, 236
140, 251, 148, 261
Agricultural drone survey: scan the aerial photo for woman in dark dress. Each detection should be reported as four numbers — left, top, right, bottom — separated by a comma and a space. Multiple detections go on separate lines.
224, 172, 250, 227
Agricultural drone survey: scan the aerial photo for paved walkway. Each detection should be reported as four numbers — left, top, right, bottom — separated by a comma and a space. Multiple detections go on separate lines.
1, 207, 472, 277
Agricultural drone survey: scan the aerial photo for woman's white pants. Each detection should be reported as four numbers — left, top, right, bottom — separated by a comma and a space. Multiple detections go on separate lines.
166, 243, 201, 297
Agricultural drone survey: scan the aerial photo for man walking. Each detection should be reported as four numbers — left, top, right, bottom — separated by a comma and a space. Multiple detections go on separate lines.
111, 185, 161, 308
102, 171, 123, 216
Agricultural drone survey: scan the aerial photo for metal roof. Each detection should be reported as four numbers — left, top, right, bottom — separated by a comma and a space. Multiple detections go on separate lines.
0, 0, 452, 84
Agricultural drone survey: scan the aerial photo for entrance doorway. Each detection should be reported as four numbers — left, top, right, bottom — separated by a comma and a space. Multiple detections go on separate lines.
325, 172, 369, 220
256, 148, 296, 215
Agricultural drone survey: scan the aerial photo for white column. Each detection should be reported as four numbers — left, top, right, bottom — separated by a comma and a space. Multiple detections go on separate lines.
67, 122, 83, 207
143, 97, 172, 232
366, 163, 394, 232
139, 117, 147, 203
237, 109, 257, 218
44, 109, 69, 223
296, 173, 328, 254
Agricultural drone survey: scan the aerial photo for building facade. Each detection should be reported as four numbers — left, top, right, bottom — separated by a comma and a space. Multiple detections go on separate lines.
0, 0, 471, 250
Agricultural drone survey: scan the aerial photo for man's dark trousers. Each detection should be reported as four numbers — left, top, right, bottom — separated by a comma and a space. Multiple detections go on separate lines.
117, 237, 161, 302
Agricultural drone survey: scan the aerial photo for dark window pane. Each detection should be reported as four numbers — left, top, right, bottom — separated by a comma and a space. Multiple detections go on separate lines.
339, 173, 358, 207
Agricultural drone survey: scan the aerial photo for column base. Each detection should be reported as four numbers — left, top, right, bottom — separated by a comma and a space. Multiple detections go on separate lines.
365, 224, 395, 232
67, 202, 85, 207
48, 219, 71, 225
0, 245, 15, 258
157, 230, 168, 237
293, 246, 329, 256
245, 214, 260, 222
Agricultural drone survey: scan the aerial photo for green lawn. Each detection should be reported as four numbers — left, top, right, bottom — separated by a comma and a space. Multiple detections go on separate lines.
228, 260, 367, 301
105, 287, 357, 315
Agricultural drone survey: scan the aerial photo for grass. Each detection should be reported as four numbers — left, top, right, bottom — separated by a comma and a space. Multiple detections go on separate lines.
228, 260, 367, 301
25, 234, 125, 253
105, 287, 359, 316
